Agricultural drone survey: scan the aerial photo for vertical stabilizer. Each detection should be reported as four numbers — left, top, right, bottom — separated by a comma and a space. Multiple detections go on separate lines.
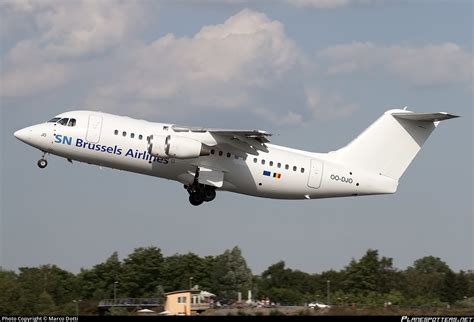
330, 109, 459, 180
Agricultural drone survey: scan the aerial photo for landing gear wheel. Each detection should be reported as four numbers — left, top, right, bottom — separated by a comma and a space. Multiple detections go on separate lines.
189, 193, 204, 206
203, 188, 216, 202
37, 159, 48, 169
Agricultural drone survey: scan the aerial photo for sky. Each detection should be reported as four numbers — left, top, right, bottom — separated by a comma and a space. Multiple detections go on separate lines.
1, 0, 472, 276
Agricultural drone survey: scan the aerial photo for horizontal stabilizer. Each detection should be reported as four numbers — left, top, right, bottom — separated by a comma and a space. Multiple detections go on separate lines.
392, 112, 459, 122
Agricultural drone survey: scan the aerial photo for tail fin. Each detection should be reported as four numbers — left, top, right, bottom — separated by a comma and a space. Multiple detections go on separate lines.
330, 109, 459, 181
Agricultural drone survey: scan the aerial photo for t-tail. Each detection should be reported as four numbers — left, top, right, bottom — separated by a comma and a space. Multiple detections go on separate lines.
329, 108, 459, 183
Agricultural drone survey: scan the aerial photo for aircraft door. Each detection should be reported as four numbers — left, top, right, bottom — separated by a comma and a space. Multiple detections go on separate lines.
86, 115, 102, 143
307, 159, 324, 189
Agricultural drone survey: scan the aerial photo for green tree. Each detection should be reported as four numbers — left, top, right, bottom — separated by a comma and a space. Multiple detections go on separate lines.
403, 256, 453, 303
466, 270, 474, 297
412, 256, 451, 274
440, 270, 457, 304
260, 261, 289, 290
120, 246, 164, 297
258, 261, 313, 303
211, 246, 253, 299
161, 252, 214, 292
78, 251, 122, 300
0, 269, 23, 315
453, 270, 470, 300
316, 269, 345, 298
36, 291, 56, 315
343, 249, 397, 295
16, 265, 79, 314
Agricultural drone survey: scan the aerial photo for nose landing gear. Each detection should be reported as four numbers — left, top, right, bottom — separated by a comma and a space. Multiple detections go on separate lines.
37, 152, 48, 168
37, 159, 48, 168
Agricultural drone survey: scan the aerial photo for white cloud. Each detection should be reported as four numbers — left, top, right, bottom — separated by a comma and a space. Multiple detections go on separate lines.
319, 42, 473, 87
1, 62, 70, 98
2, 0, 148, 58
86, 9, 304, 117
252, 107, 304, 126
305, 87, 358, 120
0, 0, 151, 97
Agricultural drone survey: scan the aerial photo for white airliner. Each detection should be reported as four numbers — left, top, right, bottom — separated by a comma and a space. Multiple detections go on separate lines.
14, 108, 458, 206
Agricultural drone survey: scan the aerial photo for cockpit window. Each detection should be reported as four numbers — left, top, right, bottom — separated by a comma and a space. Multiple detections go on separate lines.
57, 118, 69, 126
48, 117, 61, 123
67, 118, 76, 127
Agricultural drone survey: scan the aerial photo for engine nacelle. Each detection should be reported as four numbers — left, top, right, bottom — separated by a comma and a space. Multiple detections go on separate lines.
148, 135, 210, 159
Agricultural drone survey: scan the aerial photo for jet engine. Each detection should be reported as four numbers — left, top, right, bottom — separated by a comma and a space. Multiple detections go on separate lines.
148, 135, 210, 159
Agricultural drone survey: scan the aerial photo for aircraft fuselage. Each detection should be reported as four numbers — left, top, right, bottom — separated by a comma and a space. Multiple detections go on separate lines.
14, 110, 398, 204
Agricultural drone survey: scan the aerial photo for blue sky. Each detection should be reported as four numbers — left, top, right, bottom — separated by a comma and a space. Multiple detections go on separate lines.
1, 0, 472, 275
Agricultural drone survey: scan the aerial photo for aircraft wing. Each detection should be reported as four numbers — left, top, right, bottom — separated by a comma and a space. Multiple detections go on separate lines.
171, 125, 272, 156
208, 129, 272, 156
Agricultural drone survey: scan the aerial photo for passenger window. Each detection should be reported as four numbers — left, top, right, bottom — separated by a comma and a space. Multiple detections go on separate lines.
277, 163, 281, 168
139, 135, 143, 140
122, 131, 127, 137
114, 130, 118, 135
48, 117, 61, 123
269, 161, 273, 166
261, 159, 265, 165
219, 151, 223, 156
227, 152, 231, 158
131, 133, 135, 138
211, 149, 215, 155
285, 164, 289, 170
58, 118, 69, 126
301, 168, 305, 173
234, 155, 239, 160
293, 166, 297, 171
254, 158, 257, 163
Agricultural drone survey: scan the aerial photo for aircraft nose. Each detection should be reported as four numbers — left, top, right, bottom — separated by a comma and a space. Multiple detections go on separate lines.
14, 127, 31, 142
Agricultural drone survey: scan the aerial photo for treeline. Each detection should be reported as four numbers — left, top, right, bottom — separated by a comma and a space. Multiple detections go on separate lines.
0, 247, 472, 315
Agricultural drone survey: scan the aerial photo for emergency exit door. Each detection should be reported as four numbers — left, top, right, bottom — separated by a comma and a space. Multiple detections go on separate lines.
307, 159, 324, 189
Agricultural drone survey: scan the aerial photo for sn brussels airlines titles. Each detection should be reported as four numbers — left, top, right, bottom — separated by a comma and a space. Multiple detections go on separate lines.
14, 108, 458, 206
57, 134, 169, 164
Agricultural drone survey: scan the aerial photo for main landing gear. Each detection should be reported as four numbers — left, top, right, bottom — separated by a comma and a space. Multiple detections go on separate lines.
185, 168, 217, 206
186, 184, 217, 206
37, 153, 48, 169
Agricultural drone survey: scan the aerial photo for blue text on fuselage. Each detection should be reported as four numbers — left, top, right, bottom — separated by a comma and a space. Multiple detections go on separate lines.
54, 134, 72, 145
54, 135, 168, 164
75, 138, 169, 164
